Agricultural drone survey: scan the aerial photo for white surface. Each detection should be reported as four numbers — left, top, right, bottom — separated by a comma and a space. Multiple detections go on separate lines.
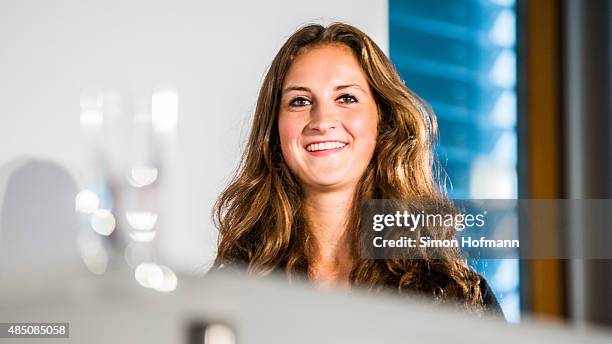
0, 0, 389, 273
1, 270, 610, 343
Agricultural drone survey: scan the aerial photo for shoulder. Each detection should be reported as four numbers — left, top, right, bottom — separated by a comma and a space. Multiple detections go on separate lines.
478, 274, 505, 319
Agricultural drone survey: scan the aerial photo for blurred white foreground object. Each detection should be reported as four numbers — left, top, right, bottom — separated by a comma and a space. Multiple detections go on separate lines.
0, 268, 610, 344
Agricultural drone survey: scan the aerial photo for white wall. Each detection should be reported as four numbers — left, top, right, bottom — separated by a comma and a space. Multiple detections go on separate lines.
0, 0, 388, 274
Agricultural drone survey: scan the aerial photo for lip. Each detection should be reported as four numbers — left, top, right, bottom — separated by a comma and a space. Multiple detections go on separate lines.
304, 139, 349, 157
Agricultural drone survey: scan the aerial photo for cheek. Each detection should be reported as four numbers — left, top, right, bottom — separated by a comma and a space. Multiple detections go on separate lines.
277, 114, 303, 161
278, 115, 296, 145
347, 110, 378, 156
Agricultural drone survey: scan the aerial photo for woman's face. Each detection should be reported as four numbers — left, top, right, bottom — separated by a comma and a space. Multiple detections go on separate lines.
278, 44, 378, 193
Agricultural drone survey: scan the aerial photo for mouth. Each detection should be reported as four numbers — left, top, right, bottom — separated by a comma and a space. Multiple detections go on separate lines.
304, 140, 348, 156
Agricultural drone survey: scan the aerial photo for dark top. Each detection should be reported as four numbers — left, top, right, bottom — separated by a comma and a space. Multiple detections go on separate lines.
479, 275, 505, 319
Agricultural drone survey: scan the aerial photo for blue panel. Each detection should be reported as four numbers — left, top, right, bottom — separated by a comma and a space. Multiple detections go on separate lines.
389, 0, 520, 322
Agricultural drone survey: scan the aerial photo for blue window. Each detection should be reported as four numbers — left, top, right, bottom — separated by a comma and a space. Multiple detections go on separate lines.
389, 0, 520, 321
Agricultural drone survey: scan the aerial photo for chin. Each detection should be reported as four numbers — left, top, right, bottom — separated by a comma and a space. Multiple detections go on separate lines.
307, 174, 354, 189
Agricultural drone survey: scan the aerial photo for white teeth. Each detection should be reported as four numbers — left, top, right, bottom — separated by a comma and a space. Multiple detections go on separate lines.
306, 141, 347, 152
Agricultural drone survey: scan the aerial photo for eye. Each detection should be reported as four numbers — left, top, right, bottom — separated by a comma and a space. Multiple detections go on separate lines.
337, 94, 357, 104
289, 96, 312, 107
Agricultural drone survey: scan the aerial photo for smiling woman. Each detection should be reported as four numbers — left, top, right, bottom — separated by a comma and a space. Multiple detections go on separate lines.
210, 22, 503, 316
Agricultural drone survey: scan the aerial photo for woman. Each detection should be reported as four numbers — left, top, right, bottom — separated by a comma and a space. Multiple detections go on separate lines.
211, 22, 503, 316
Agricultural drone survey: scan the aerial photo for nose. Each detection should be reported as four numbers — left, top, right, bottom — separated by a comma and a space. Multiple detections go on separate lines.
307, 100, 338, 133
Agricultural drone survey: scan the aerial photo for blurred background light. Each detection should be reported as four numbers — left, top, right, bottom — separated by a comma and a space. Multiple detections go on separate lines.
155, 265, 178, 292
152, 89, 178, 133
469, 158, 516, 199
489, 50, 517, 88
135, 262, 163, 289
134, 263, 177, 292
129, 230, 157, 243
489, 9, 516, 47
204, 324, 236, 344
126, 210, 158, 231
75, 189, 100, 214
490, 91, 517, 127
77, 229, 109, 275
90, 209, 116, 236
129, 167, 158, 187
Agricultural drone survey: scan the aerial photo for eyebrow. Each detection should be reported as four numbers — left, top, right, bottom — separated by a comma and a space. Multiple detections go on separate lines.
282, 84, 365, 95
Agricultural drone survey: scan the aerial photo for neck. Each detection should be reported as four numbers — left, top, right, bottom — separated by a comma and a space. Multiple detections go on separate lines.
303, 185, 356, 287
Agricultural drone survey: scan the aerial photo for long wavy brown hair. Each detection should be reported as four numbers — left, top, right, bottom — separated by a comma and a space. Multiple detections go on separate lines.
212, 22, 483, 309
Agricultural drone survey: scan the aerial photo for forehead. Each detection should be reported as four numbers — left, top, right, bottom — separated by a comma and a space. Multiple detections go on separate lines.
283, 44, 368, 87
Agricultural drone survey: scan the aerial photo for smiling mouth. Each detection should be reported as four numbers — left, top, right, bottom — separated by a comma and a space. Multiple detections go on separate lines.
305, 141, 347, 152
